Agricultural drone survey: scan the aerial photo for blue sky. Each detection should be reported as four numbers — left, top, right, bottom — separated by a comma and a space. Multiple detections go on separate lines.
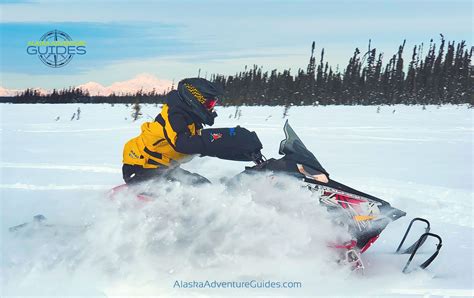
0, 0, 472, 89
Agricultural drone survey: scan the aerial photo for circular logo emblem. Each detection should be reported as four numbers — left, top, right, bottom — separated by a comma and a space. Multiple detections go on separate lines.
26, 29, 87, 68
38, 30, 73, 68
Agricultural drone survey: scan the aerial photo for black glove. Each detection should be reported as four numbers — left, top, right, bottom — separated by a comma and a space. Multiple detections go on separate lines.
200, 126, 263, 162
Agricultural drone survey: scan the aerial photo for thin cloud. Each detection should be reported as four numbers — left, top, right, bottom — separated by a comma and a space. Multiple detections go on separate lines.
0, 0, 471, 90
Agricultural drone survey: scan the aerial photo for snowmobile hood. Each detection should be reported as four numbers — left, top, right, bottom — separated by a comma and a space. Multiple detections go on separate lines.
279, 120, 329, 176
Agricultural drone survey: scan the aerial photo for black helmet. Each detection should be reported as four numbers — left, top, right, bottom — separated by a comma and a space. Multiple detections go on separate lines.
177, 78, 223, 126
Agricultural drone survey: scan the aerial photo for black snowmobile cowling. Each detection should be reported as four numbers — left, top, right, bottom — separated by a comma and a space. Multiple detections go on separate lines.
240, 120, 407, 252
236, 121, 442, 272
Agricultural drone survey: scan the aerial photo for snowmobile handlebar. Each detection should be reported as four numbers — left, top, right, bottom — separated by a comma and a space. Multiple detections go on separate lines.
251, 151, 266, 165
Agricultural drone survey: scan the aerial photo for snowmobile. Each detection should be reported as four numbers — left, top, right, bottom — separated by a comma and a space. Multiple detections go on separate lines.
10, 121, 442, 273
235, 120, 443, 273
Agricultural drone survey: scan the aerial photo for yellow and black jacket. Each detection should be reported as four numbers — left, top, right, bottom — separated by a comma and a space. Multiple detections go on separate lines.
123, 89, 263, 172
123, 90, 206, 169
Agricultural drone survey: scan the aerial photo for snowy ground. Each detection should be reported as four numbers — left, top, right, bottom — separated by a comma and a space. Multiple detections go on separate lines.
0, 103, 472, 297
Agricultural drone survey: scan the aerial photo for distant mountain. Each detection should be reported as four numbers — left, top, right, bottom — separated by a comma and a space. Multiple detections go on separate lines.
0, 86, 21, 96
78, 73, 173, 96
76, 82, 109, 96
0, 73, 173, 97
0, 86, 48, 97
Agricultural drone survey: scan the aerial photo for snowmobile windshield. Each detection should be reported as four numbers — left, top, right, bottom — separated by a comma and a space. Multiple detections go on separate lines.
279, 120, 329, 176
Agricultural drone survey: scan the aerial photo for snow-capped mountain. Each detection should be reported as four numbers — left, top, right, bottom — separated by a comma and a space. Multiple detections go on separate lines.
0, 73, 173, 97
0, 86, 22, 96
78, 73, 173, 96
0, 86, 49, 97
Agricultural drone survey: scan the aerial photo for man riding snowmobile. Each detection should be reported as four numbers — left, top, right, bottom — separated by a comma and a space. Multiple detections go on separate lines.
122, 78, 263, 185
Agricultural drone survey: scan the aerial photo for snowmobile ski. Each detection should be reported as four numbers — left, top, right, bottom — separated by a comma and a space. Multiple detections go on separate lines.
396, 217, 443, 273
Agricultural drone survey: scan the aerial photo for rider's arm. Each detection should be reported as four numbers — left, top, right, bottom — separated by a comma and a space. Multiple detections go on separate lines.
167, 112, 206, 155
166, 111, 262, 161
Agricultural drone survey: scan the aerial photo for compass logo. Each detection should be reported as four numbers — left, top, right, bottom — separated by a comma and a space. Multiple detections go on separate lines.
26, 30, 87, 68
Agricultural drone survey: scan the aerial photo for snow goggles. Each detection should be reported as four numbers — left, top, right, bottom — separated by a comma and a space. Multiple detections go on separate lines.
204, 98, 218, 110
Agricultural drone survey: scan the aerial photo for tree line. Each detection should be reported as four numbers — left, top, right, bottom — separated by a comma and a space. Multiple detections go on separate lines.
2, 35, 472, 106
2, 87, 168, 104
214, 36, 472, 106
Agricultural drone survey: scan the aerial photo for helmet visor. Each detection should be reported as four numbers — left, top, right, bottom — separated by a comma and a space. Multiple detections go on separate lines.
204, 98, 218, 110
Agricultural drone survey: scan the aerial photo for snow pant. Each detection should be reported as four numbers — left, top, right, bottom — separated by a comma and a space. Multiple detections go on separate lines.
122, 164, 211, 185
